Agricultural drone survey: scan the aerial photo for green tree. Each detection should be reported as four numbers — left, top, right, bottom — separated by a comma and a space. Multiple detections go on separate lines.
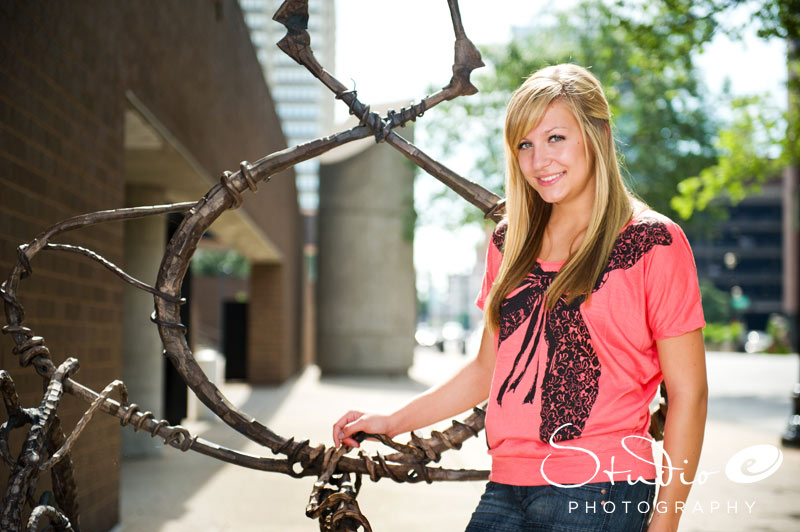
671, 93, 788, 218
421, 0, 720, 228
607, 0, 799, 219
699, 278, 733, 323
190, 248, 250, 278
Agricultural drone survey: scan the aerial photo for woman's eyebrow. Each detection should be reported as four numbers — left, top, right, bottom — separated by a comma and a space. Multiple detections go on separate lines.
521, 125, 566, 140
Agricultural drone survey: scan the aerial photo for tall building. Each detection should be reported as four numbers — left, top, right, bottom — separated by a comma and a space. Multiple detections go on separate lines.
240, 0, 336, 242
692, 180, 784, 331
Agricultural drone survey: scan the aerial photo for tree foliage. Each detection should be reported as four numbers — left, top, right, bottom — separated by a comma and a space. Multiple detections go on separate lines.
191, 248, 250, 278
421, 0, 798, 229
671, 94, 789, 218
611, 0, 799, 220
421, 0, 720, 228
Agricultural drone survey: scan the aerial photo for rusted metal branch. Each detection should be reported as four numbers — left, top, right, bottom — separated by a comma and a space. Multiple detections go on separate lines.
149, 0, 493, 474
1, 203, 196, 377
0, 0, 675, 525
0, 370, 31, 468
1, 1, 502, 529
383, 133, 502, 217
1, 323, 56, 380
272, 0, 502, 220
204, 126, 373, 213
441, 0, 485, 99
41, 380, 128, 470
46, 416, 80, 532
1, 359, 78, 532
26, 504, 74, 532
379, 404, 486, 466
54, 372, 486, 482
0, 371, 22, 418
29, 202, 197, 254
306, 445, 371, 532
43, 244, 183, 304
6, 342, 488, 483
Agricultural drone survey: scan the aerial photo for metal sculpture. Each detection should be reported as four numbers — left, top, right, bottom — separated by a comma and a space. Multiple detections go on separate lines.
0, 1, 666, 530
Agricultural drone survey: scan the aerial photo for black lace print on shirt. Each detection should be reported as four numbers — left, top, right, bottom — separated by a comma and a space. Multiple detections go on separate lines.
492, 218, 672, 443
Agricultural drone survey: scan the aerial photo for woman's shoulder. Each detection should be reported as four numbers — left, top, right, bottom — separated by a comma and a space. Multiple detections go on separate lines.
490, 218, 508, 254
605, 206, 686, 272
494, 218, 509, 234
626, 204, 684, 236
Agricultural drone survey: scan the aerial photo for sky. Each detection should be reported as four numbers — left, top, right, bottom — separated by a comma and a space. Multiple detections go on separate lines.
332, 1, 788, 287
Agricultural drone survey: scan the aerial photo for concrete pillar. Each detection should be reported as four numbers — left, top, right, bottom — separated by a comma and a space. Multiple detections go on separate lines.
121, 184, 166, 457
784, 165, 799, 345
317, 135, 416, 375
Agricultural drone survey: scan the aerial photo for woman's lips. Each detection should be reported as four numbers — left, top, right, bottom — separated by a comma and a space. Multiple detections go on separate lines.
536, 171, 565, 186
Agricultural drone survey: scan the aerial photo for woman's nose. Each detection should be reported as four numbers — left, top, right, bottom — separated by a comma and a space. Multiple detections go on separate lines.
533, 148, 551, 170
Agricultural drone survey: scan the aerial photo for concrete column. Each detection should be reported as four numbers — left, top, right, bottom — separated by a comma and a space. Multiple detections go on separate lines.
317, 135, 416, 375
784, 166, 799, 343
122, 184, 166, 457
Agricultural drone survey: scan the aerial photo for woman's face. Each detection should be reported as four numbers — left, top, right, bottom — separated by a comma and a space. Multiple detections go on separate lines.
517, 101, 594, 211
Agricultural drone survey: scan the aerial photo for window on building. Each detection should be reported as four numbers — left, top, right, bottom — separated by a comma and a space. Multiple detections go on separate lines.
277, 103, 320, 120
283, 121, 319, 138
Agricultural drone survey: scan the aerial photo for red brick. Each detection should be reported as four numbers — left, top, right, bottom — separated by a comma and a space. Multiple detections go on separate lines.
0, 2, 302, 530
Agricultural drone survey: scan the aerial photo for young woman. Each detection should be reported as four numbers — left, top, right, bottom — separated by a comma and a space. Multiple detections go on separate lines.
333, 63, 708, 532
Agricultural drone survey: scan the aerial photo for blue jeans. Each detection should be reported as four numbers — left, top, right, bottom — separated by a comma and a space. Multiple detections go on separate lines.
466, 480, 656, 532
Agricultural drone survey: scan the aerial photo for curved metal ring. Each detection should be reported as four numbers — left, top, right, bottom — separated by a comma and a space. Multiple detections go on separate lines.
1, 324, 32, 337
120, 404, 140, 427
239, 161, 259, 192
484, 198, 506, 219
16, 245, 32, 278
132, 411, 155, 432
219, 171, 243, 209
19, 345, 51, 368
150, 419, 170, 438
149, 311, 187, 333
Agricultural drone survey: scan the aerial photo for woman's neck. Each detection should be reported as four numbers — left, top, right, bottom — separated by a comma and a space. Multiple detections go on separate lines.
548, 208, 590, 233
539, 204, 593, 262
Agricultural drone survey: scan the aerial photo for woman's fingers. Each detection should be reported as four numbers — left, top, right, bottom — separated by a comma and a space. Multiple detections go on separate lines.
340, 416, 369, 448
332, 410, 364, 447
332, 411, 393, 448
341, 432, 363, 448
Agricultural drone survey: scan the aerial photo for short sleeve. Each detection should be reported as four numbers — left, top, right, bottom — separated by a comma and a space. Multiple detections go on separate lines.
475, 223, 505, 310
645, 222, 706, 340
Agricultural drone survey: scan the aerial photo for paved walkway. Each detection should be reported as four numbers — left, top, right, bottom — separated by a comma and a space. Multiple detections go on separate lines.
119, 350, 800, 532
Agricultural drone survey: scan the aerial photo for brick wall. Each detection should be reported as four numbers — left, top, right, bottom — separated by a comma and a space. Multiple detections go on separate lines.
191, 274, 249, 350
248, 263, 294, 383
0, 2, 125, 530
0, 1, 302, 530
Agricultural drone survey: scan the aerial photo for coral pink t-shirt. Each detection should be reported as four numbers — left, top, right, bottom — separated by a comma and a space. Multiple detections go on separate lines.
475, 210, 705, 486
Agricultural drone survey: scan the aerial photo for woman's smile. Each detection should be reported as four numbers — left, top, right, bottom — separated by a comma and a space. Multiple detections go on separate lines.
517, 101, 595, 210
535, 171, 566, 186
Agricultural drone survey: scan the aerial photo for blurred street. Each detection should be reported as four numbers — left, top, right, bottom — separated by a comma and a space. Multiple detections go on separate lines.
119, 348, 800, 532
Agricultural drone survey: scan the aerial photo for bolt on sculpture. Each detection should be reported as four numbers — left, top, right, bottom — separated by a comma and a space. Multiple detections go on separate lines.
0, 1, 667, 531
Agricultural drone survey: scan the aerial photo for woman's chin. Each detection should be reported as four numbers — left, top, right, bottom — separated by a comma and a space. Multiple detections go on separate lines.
534, 189, 565, 205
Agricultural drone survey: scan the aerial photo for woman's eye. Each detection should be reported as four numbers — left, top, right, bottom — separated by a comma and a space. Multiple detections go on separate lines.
518, 141, 532, 150
548, 135, 565, 143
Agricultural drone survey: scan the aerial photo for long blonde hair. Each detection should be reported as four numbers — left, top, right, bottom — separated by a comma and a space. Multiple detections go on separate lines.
484, 64, 636, 333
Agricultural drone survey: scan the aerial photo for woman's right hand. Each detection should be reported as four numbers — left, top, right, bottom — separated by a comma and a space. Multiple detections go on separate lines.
332, 410, 394, 448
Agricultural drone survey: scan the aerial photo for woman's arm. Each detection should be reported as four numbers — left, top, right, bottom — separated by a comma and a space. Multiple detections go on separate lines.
332, 325, 496, 448
647, 328, 708, 532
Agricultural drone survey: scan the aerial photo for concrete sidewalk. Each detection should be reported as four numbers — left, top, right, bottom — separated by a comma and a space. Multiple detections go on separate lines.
119, 350, 800, 531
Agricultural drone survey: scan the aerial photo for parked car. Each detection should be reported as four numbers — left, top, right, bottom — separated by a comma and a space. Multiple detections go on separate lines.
744, 330, 773, 354
415, 324, 444, 351
441, 321, 467, 354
